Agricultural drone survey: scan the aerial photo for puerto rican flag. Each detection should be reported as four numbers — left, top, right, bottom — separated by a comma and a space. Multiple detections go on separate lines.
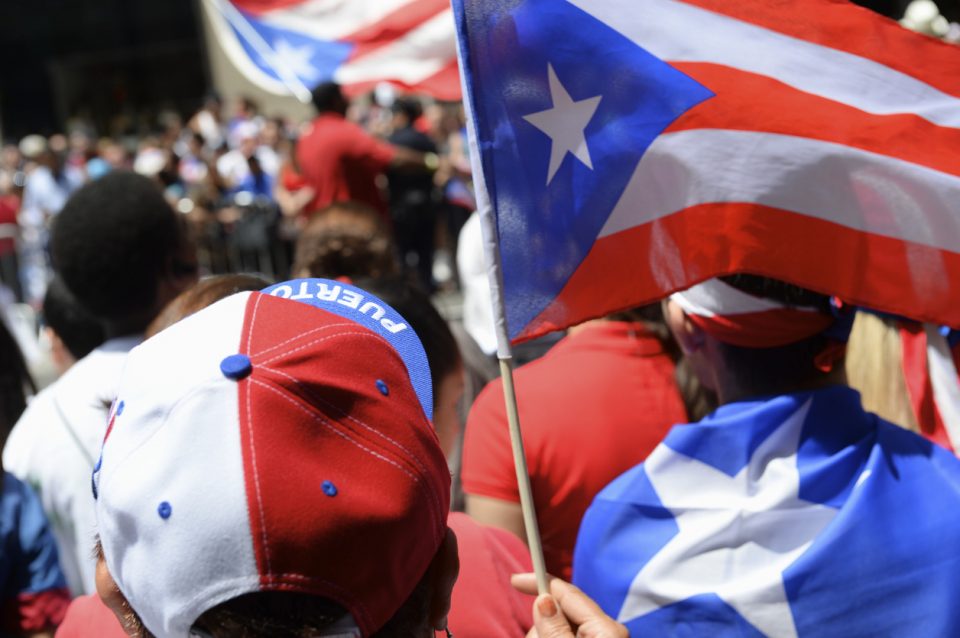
572, 386, 960, 636
453, 0, 960, 341
203, 0, 461, 100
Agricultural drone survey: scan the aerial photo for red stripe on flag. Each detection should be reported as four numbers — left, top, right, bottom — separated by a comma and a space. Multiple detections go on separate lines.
666, 62, 960, 177
677, 0, 960, 98
343, 0, 449, 61
230, 0, 306, 16
899, 324, 955, 450
517, 204, 960, 341
342, 60, 461, 100
409, 60, 461, 100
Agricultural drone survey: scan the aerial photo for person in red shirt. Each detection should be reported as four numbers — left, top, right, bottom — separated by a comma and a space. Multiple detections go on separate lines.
461, 308, 688, 580
295, 83, 432, 218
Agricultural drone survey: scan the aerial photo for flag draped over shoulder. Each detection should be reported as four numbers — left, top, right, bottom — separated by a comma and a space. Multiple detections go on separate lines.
453, 0, 960, 341
203, 0, 461, 100
572, 386, 960, 636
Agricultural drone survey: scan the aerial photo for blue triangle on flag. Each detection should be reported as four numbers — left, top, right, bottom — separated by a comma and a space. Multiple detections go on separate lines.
232, 10, 353, 87
457, 0, 714, 337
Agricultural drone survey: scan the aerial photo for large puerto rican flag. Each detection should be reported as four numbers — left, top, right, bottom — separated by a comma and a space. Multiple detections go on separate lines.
203, 0, 461, 100
453, 0, 960, 342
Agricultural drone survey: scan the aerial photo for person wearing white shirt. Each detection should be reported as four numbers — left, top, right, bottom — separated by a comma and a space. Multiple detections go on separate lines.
3, 172, 197, 595
216, 121, 279, 195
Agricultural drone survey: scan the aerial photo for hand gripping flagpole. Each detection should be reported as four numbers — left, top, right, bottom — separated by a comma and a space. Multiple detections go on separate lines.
456, 49, 550, 597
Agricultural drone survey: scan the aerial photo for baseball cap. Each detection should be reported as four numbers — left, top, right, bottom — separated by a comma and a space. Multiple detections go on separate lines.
93, 278, 451, 637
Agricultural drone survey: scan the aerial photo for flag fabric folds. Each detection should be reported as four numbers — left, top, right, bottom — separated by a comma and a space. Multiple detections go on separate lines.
204, 0, 461, 100
572, 386, 960, 636
453, 0, 960, 341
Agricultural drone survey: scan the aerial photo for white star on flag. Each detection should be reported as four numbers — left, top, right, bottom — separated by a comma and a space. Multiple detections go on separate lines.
619, 400, 840, 637
523, 64, 602, 185
272, 38, 320, 83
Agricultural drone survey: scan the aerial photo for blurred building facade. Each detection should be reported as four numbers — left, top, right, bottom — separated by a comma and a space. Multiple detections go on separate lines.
0, 0, 208, 140
0, 0, 951, 140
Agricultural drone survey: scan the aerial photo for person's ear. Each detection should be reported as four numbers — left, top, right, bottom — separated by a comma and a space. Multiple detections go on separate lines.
96, 552, 143, 637
428, 527, 460, 632
662, 298, 706, 356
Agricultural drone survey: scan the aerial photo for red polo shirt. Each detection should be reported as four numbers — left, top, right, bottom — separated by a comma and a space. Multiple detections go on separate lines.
445, 513, 534, 637
295, 113, 396, 215
55, 595, 125, 638
461, 321, 687, 580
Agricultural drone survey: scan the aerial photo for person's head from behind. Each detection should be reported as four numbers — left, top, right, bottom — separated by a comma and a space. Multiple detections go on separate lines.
146, 274, 273, 339
292, 201, 400, 281
0, 319, 35, 449
42, 276, 106, 375
311, 82, 348, 116
354, 276, 464, 457
93, 278, 456, 637
663, 274, 851, 405
390, 98, 422, 131
51, 171, 198, 337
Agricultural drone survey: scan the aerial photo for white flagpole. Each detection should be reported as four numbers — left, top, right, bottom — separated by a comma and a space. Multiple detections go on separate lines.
204, 0, 313, 104
456, 44, 550, 596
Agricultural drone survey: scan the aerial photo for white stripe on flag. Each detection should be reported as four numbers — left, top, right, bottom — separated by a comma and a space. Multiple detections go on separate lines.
925, 325, 960, 452
334, 10, 456, 85
568, 0, 960, 128
598, 129, 960, 254
203, 0, 295, 97
258, 0, 418, 41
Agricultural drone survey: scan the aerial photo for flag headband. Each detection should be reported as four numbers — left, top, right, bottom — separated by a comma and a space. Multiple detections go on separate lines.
670, 279, 838, 348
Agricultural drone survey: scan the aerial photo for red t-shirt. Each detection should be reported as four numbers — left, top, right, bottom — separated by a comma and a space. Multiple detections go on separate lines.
0, 195, 19, 255
295, 113, 396, 215
55, 595, 126, 638
461, 322, 687, 580
445, 513, 534, 638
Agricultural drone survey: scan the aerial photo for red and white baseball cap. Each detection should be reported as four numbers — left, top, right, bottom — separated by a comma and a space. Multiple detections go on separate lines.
93, 278, 451, 637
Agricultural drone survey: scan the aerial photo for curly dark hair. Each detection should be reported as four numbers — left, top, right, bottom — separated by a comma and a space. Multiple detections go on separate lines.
50, 171, 190, 322
292, 202, 400, 281
122, 577, 434, 638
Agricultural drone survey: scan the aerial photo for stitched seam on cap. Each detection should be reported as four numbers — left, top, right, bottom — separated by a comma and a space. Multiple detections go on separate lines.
258, 331, 384, 366
260, 364, 431, 475
251, 322, 357, 358
249, 378, 421, 485
244, 292, 262, 353
245, 293, 273, 576
250, 377, 442, 549
259, 364, 443, 524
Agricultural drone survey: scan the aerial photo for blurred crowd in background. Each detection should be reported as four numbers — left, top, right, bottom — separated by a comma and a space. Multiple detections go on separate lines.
0, 88, 476, 309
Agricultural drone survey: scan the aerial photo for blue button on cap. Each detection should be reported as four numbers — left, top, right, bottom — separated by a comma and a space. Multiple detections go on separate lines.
158, 501, 172, 519
376, 379, 389, 396
322, 480, 338, 497
220, 354, 252, 380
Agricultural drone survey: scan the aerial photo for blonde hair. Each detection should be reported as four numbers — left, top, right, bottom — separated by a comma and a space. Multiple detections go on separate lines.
845, 312, 919, 432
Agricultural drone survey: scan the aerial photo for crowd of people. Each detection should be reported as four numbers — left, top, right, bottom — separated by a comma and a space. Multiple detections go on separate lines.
0, 86, 475, 312
0, 72, 960, 638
